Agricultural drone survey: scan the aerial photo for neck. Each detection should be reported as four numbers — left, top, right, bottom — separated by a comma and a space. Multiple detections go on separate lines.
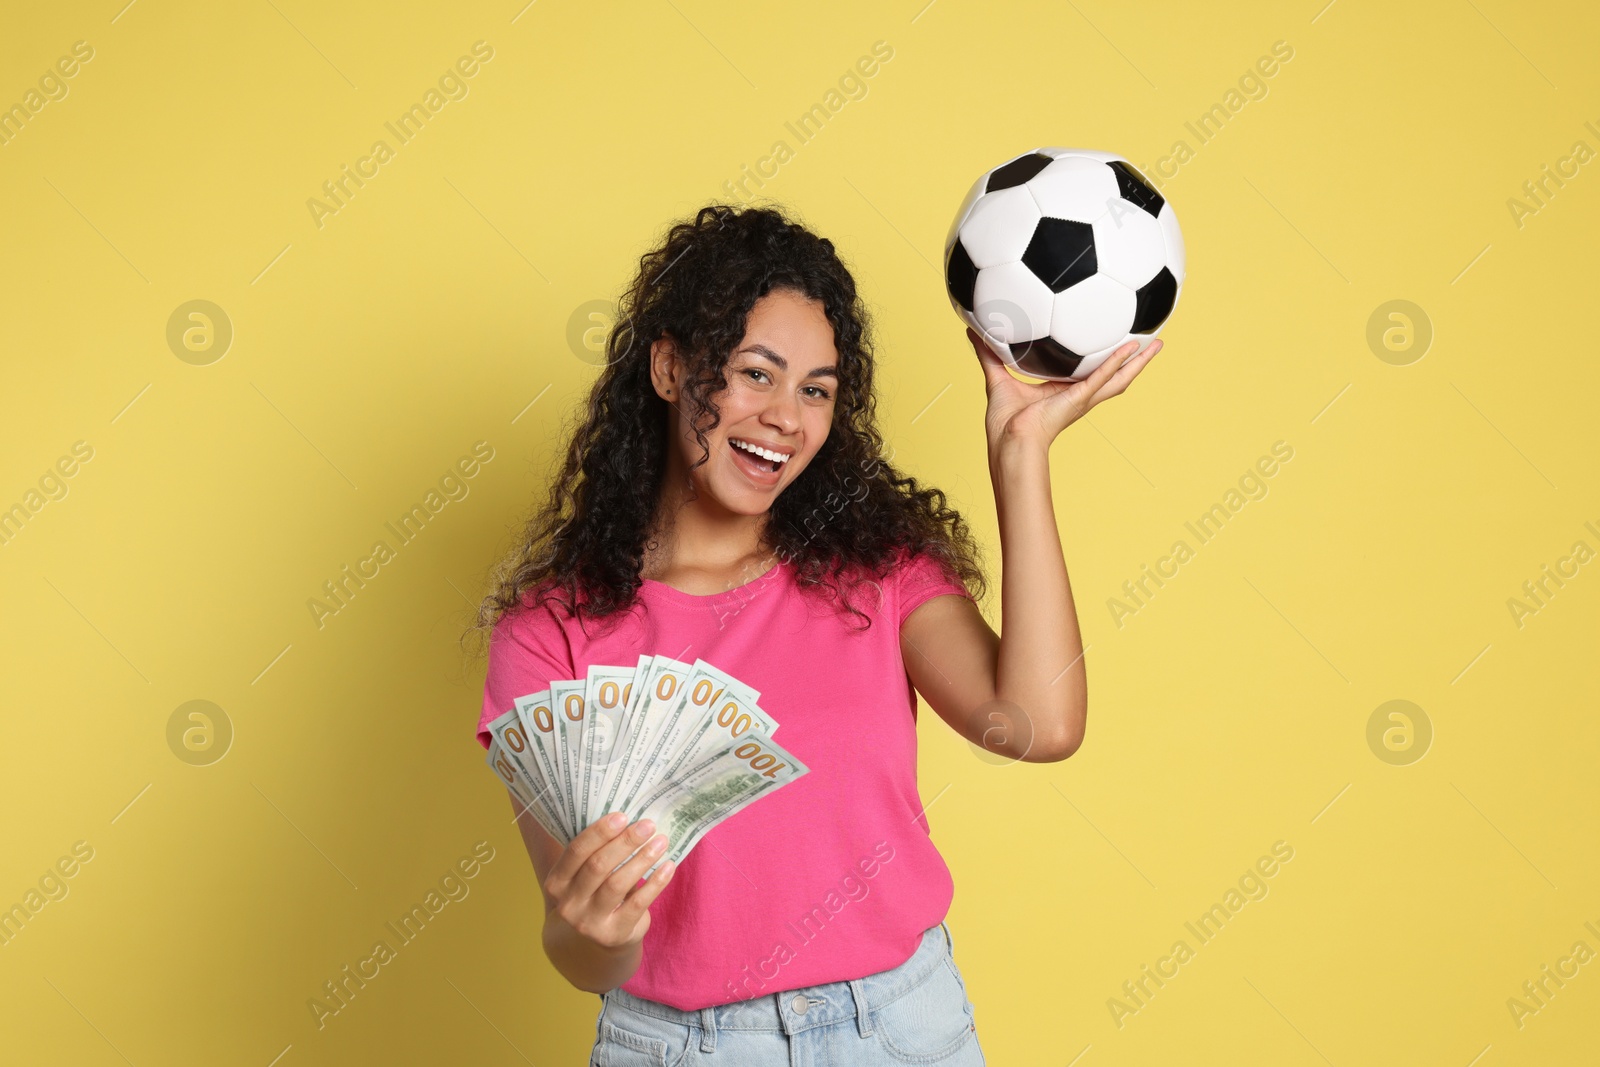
647, 451, 772, 574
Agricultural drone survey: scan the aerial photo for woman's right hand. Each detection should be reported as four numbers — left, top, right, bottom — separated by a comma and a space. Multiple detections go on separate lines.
543, 812, 676, 952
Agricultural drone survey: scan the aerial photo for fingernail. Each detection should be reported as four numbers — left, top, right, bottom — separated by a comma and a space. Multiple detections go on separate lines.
605, 812, 626, 829
647, 835, 667, 854
634, 818, 656, 837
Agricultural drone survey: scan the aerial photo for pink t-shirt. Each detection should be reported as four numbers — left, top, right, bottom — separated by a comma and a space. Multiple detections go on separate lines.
475, 548, 974, 1011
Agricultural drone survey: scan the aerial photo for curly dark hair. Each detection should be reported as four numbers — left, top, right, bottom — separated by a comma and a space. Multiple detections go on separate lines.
465, 201, 988, 648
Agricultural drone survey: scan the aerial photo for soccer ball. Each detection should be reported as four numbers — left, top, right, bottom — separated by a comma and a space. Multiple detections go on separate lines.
944, 147, 1185, 381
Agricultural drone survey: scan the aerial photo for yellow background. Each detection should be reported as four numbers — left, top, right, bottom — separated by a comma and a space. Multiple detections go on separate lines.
2, 0, 1596, 1063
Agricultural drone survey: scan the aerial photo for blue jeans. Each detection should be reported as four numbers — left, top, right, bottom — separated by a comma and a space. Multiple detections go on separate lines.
590, 921, 986, 1065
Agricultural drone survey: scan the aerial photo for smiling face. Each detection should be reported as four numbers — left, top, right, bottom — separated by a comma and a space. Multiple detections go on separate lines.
652, 287, 839, 517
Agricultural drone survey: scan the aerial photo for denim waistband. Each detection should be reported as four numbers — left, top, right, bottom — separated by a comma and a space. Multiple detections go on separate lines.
602, 921, 953, 1039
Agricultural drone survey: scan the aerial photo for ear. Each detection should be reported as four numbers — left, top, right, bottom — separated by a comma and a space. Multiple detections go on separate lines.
649, 336, 682, 400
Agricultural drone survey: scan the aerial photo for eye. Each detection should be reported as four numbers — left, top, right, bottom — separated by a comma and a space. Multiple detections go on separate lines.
743, 368, 832, 400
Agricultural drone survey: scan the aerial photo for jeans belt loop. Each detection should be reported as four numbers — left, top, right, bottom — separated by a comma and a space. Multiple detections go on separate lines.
849, 978, 873, 1038
698, 1005, 717, 1052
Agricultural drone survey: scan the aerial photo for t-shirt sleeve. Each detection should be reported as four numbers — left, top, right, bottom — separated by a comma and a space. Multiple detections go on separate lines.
476, 602, 575, 750
896, 549, 974, 629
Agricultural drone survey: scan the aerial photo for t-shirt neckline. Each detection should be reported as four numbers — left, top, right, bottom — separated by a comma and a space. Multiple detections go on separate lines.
638, 557, 788, 607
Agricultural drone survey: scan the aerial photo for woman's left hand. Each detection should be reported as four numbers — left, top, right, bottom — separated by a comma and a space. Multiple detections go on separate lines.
966, 328, 1162, 453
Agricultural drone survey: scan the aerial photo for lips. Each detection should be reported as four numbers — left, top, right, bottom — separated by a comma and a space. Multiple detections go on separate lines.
728, 438, 783, 486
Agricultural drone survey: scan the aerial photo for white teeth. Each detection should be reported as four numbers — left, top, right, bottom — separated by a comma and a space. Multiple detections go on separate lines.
731, 439, 789, 464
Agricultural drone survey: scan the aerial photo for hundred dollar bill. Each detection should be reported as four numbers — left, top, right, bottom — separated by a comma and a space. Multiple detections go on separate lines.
647, 735, 808, 874
615, 659, 753, 817
655, 766, 790, 872
486, 736, 567, 844
524, 687, 568, 834
512, 688, 568, 840
635, 659, 770, 808
599, 655, 695, 824
585, 656, 653, 830
486, 707, 567, 842
577, 660, 647, 831
547, 677, 588, 836
629, 727, 809, 876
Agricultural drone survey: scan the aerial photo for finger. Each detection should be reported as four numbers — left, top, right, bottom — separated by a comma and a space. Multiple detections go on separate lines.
571, 818, 661, 903
547, 811, 630, 887
614, 856, 677, 929
1093, 339, 1145, 384
566, 817, 659, 902
966, 327, 1014, 391
1061, 337, 1136, 395
1048, 347, 1125, 413
1060, 339, 1147, 410
1024, 339, 1140, 431
1086, 338, 1161, 405
590, 831, 670, 914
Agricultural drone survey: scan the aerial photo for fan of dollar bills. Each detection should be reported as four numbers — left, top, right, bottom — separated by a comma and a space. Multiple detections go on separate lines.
486, 655, 808, 871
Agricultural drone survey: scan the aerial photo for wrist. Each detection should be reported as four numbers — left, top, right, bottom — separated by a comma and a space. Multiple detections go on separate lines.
988, 430, 1049, 475
543, 912, 643, 993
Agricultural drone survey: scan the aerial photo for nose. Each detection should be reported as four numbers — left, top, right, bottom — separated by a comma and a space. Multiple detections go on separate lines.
760, 387, 801, 436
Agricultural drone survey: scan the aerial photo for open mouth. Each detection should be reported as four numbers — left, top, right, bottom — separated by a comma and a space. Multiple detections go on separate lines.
728, 438, 787, 478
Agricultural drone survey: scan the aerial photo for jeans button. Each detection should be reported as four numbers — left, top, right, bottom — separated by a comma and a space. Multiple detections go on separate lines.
791, 994, 809, 1014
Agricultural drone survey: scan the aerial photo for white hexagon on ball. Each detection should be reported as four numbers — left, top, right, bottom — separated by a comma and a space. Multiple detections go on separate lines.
1158, 202, 1186, 285
1091, 208, 1165, 290
1051, 275, 1137, 356
972, 261, 1053, 346
958, 186, 1040, 270
1028, 156, 1121, 224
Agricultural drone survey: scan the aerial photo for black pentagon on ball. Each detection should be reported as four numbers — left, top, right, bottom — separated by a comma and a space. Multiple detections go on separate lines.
1131, 266, 1178, 333
945, 238, 978, 313
1022, 217, 1097, 293
986, 153, 1053, 192
1012, 335, 1086, 380
1108, 160, 1163, 218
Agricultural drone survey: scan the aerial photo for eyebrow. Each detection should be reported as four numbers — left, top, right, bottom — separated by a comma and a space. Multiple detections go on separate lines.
739, 343, 839, 380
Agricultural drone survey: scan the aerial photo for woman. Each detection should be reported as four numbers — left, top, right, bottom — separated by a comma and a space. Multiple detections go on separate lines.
470, 203, 1159, 1063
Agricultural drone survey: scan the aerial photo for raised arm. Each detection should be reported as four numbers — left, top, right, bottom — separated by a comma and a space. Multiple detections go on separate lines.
902, 332, 1161, 762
